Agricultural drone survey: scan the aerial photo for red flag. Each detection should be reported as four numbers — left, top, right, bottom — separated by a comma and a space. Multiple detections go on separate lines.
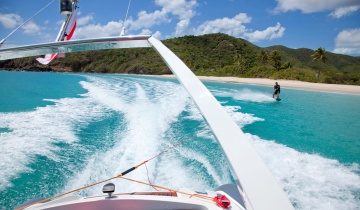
36, 13, 76, 65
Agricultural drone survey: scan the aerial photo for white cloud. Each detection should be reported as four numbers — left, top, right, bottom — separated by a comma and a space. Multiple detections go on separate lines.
139, 29, 152, 35
71, 1, 284, 43
121, 0, 198, 37
329, 5, 360, 18
175, 19, 191, 36
333, 28, 360, 55
0, 13, 43, 35
72, 21, 123, 39
70, 1, 197, 38
137, 29, 162, 39
122, 28, 161, 38
127, 9, 169, 31
21, 21, 42, 35
0, 13, 22, 28
194, 13, 251, 36
243, 22, 285, 42
152, 31, 162, 39
154, 0, 198, 36
273, 0, 360, 15
77, 14, 94, 26
192, 13, 284, 42
72, 4, 171, 39
155, 0, 197, 20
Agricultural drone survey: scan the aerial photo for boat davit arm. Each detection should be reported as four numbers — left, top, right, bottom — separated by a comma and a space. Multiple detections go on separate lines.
0, 35, 152, 61
148, 36, 294, 210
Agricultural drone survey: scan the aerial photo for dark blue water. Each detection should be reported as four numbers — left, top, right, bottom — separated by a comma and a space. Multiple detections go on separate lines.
0, 71, 359, 210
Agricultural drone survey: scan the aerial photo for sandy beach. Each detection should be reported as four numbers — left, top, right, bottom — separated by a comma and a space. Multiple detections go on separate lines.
159, 75, 360, 95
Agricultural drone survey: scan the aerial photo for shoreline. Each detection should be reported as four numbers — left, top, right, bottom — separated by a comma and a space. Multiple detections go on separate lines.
2, 70, 360, 95
158, 75, 360, 96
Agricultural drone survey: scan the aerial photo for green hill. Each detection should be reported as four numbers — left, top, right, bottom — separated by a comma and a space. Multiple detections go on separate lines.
1, 33, 360, 85
266, 45, 360, 73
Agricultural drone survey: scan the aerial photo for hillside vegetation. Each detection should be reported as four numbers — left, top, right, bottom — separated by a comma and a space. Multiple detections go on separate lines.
1, 33, 360, 85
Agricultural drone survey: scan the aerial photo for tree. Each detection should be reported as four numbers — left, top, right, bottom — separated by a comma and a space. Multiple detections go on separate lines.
234, 53, 241, 68
258, 50, 268, 64
311, 47, 327, 78
269, 50, 282, 70
232, 53, 243, 75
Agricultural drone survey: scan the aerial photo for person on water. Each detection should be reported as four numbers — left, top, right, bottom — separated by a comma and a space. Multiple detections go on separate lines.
273, 82, 280, 99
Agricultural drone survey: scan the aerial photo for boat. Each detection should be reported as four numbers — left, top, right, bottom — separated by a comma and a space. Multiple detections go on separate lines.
0, 1, 295, 209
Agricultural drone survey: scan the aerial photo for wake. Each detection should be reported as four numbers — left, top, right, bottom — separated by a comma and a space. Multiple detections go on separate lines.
64, 75, 233, 195
213, 88, 276, 103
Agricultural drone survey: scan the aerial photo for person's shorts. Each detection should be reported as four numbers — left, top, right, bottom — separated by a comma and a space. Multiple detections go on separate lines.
274, 90, 280, 94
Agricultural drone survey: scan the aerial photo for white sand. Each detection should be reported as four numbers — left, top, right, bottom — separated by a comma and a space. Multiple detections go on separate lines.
159, 75, 360, 95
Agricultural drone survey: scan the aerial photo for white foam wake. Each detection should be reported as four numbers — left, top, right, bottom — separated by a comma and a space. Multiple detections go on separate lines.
0, 96, 106, 190
3, 74, 357, 210
64, 76, 207, 194
212, 88, 275, 102
246, 134, 360, 210
215, 100, 360, 210
223, 106, 264, 128
210, 85, 360, 209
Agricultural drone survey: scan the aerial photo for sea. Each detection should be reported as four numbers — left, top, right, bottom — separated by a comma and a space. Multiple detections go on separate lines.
0, 71, 359, 210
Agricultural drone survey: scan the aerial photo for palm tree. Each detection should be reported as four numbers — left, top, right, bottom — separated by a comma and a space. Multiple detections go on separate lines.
269, 50, 282, 70
234, 53, 241, 68
258, 50, 268, 64
311, 47, 327, 79
283, 62, 292, 69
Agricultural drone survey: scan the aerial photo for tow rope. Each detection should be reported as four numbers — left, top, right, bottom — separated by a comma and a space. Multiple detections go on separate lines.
17, 129, 212, 210
119, 176, 231, 208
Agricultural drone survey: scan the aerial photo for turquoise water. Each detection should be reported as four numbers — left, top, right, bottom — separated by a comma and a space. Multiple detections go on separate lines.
0, 71, 86, 112
206, 82, 360, 165
0, 71, 359, 209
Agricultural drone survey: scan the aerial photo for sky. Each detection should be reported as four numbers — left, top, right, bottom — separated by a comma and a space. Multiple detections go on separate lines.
0, 0, 360, 56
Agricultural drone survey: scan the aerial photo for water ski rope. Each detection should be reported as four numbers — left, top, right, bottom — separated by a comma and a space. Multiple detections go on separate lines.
17, 129, 209, 210
80, 176, 230, 208
119, 176, 214, 201
120, 175, 231, 209
0, 0, 56, 47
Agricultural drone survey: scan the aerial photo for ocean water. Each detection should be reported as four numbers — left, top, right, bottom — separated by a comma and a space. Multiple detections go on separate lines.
0, 71, 359, 209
